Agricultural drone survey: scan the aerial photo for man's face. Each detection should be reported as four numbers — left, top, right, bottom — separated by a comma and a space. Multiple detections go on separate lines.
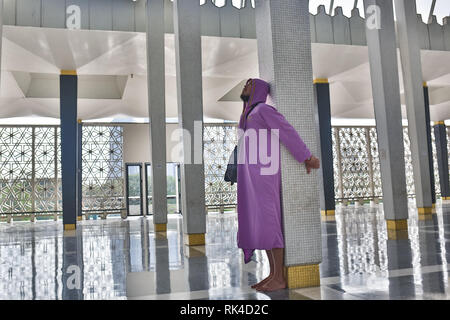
240, 80, 252, 102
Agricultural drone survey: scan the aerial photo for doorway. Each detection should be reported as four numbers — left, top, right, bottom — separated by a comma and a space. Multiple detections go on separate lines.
144, 162, 181, 215
125, 163, 144, 216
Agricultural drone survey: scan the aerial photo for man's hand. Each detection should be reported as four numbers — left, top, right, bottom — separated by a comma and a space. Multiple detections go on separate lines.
305, 155, 320, 174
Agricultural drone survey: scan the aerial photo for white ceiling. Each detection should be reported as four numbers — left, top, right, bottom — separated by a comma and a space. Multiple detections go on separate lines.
0, 25, 449, 123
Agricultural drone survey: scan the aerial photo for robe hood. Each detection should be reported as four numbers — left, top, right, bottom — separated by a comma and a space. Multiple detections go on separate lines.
239, 78, 270, 129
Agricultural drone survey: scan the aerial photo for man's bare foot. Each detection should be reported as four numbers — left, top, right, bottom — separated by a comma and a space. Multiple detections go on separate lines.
251, 274, 273, 289
256, 279, 287, 292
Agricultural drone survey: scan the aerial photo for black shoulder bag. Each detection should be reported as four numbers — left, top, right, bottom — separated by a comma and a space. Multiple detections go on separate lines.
224, 104, 259, 185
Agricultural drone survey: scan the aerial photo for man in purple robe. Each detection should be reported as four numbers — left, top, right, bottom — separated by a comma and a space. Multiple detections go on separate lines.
237, 78, 320, 292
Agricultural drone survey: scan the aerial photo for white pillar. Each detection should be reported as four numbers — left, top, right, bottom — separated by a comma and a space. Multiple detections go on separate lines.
173, 0, 207, 245
363, 0, 408, 237
255, 0, 322, 288
146, 0, 168, 229
394, 0, 433, 213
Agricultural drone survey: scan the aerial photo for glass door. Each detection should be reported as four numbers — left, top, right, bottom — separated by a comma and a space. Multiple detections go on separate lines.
125, 163, 143, 216
145, 163, 181, 215
177, 163, 182, 214
166, 163, 178, 214
145, 163, 152, 216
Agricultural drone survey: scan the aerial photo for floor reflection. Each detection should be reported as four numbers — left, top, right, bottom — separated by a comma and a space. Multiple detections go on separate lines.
1, 201, 450, 300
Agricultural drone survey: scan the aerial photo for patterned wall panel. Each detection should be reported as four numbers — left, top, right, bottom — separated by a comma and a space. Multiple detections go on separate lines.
336, 127, 371, 200
82, 126, 125, 212
369, 127, 383, 198
431, 129, 441, 196
332, 128, 341, 199
34, 127, 58, 212
1, 124, 448, 216
402, 127, 416, 197
204, 124, 238, 207
0, 125, 124, 216
0, 127, 33, 213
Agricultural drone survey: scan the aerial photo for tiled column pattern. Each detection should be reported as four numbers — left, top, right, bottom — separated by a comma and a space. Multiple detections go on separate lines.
255, 0, 322, 288
423, 84, 436, 207
60, 70, 79, 230
363, 0, 408, 239
147, 0, 168, 231
314, 79, 335, 217
394, 0, 433, 214
173, 0, 207, 245
433, 122, 450, 200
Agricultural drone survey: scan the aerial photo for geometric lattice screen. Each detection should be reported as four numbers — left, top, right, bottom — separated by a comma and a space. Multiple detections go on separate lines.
0, 127, 34, 213
204, 124, 238, 207
81, 126, 124, 212
0, 124, 448, 214
203, 124, 447, 206
333, 127, 374, 200
402, 127, 416, 197
332, 126, 441, 201
0, 125, 124, 215
431, 128, 441, 196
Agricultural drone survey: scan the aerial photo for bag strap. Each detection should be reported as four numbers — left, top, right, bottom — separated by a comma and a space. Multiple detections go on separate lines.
245, 103, 259, 120
243, 103, 260, 129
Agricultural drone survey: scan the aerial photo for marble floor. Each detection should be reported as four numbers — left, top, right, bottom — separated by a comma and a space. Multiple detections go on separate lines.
1, 200, 450, 300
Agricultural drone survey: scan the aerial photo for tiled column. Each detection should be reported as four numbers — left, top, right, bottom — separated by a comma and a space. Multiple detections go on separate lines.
363, 0, 408, 240
255, 0, 322, 289
313, 79, 335, 217
423, 84, 436, 209
433, 122, 450, 200
60, 70, 79, 231
394, 0, 433, 215
173, 0, 206, 245
77, 120, 82, 221
146, 0, 168, 231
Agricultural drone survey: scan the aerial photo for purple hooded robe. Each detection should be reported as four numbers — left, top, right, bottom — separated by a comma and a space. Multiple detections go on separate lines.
237, 78, 312, 263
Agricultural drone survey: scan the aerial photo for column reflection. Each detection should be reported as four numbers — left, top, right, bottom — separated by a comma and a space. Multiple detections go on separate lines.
62, 227, 84, 300
154, 225, 171, 295
420, 214, 446, 296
